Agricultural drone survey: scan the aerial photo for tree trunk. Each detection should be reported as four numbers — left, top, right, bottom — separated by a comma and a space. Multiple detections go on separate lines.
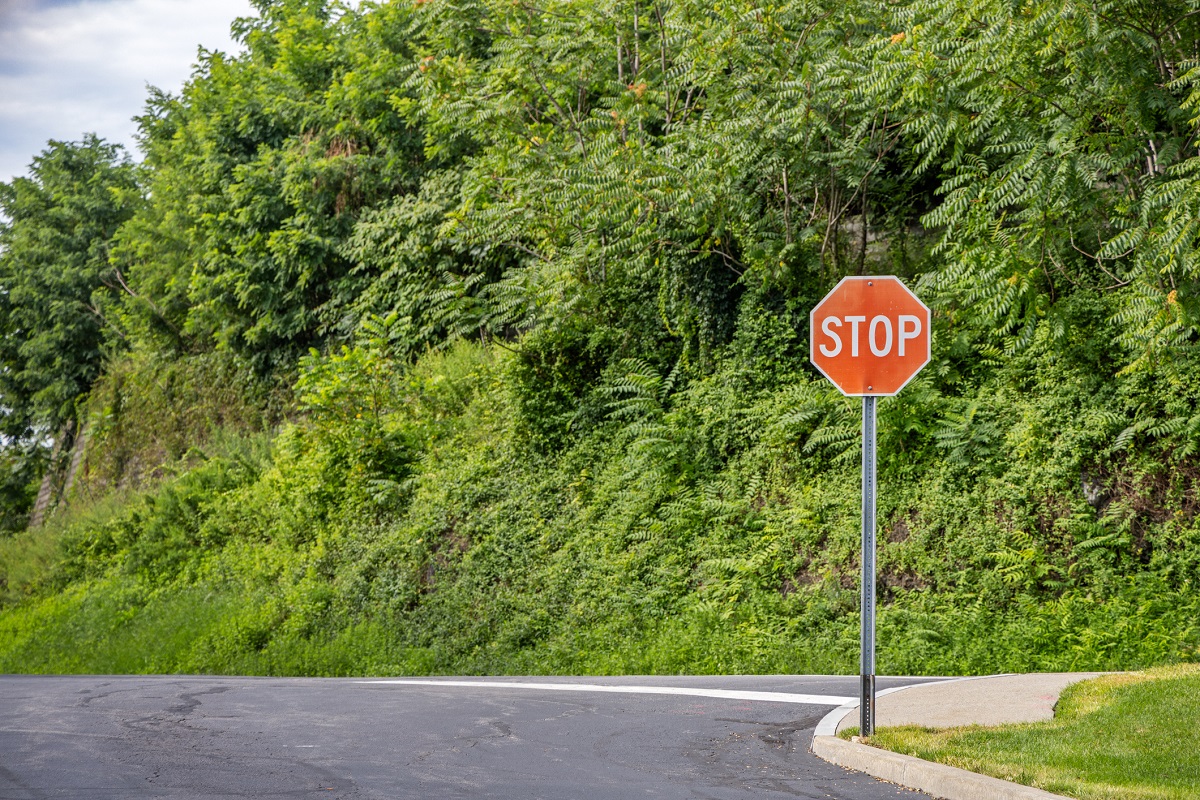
60, 423, 88, 506
28, 420, 73, 528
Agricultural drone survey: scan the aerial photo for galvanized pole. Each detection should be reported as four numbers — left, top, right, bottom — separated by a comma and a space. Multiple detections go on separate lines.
860, 395, 877, 737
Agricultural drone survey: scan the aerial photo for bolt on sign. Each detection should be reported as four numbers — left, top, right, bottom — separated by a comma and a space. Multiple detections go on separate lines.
809, 276, 930, 738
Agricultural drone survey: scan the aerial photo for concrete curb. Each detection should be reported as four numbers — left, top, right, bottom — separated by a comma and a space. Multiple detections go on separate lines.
811, 735, 1072, 800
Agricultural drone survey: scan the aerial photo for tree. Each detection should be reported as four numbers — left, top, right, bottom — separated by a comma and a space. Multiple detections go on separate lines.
114, 0, 439, 371
0, 135, 141, 441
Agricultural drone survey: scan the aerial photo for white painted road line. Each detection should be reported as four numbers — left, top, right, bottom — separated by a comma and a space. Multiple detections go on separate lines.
357, 680, 856, 706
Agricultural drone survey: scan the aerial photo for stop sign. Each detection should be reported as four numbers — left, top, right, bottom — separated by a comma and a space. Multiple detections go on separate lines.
809, 276, 930, 396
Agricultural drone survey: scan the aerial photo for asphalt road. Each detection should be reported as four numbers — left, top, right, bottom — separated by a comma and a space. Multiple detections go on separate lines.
0, 674, 941, 799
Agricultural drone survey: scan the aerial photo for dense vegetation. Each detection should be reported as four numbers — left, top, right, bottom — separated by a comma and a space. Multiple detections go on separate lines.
2, 0, 1199, 676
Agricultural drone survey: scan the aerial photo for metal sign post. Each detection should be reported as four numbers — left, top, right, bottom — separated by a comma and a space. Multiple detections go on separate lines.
860, 396, 877, 736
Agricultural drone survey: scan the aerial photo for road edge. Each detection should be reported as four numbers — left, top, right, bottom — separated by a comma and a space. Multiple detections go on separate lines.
810, 735, 1072, 800
808, 676, 1071, 800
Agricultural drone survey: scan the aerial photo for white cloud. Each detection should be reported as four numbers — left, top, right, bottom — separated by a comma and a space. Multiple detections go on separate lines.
0, 0, 255, 182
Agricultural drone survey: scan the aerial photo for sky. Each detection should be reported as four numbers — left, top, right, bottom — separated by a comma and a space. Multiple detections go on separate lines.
0, 0, 256, 184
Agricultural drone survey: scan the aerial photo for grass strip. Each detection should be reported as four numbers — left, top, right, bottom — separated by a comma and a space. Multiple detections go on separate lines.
858, 665, 1200, 799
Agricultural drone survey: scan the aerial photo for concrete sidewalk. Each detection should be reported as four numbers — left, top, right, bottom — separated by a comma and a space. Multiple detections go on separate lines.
838, 672, 1106, 733
813, 673, 1107, 800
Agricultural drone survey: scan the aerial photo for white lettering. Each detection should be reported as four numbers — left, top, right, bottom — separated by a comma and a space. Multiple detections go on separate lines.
898, 314, 922, 356
869, 316, 893, 357
819, 316, 843, 357
845, 316, 866, 357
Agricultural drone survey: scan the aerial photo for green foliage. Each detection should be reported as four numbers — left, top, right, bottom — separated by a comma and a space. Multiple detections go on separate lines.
24, 0, 1200, 381
0, 442, 42, 535
114, 0, 431, 367
508, 320, 614, 449
295, 314, 416, 504
863, 0, 1200, 364
3, 328, 1199, 675
5, 0, 1200, 679
0, 135, 140, 436
341, 168, 508, 354
78, 348, 279, 496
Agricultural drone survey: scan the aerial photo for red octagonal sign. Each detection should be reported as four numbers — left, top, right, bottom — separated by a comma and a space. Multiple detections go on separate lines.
810, 276, 930, 396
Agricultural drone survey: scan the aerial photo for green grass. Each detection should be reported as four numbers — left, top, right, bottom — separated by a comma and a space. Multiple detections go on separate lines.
863, 666, 1200, 800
